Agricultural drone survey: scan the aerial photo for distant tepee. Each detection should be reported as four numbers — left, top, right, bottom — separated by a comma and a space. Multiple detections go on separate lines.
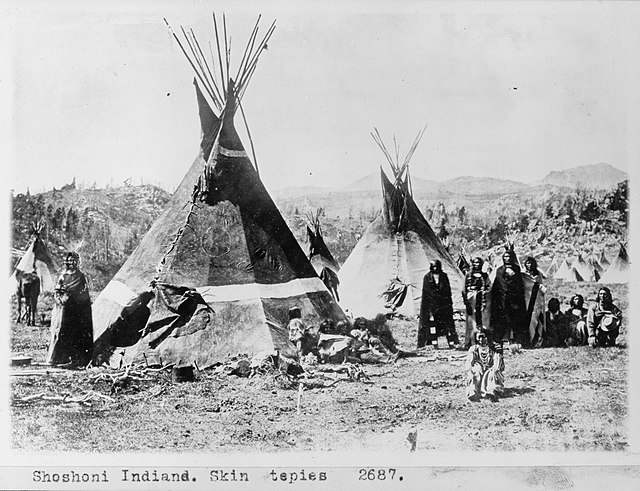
545, 255, 561, 278
339, 128, 464, 317
599, 244, 629, 284
10, 225, 57, 293
92, 16, 346, 368
569, 254, 591, 282
552, 258, 573, 281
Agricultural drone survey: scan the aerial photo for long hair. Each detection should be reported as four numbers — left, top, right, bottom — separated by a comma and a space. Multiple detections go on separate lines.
502, 244, 520, 270
524, 256, 538, 274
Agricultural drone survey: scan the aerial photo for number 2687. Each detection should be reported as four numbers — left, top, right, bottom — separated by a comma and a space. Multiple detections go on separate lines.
358, 469, 397, 480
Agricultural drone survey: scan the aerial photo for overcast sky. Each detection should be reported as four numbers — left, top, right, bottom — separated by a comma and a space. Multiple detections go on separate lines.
3, 1, 640, 194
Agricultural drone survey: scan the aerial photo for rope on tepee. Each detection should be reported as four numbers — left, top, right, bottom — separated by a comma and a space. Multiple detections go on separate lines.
155, 13, 275, 280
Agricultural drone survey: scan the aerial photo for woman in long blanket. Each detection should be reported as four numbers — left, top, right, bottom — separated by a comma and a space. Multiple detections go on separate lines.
46, 252, 93, 367
465, 330, 505, 402
462, 257, 491, 349
490, 248, 528, 347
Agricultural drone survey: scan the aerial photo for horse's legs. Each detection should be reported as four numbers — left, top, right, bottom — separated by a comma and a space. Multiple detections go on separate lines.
31, 299, 38, 326
17, 296, 22, 323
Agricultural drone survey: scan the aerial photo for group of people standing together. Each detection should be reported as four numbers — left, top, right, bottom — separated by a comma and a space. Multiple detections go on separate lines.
415, 247, 624, 402
418, 248, 623, 351
45, 247, 623, 409
417, 249, 534, 351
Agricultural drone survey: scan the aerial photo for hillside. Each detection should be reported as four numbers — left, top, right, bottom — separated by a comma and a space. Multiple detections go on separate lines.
438, 176, 529, 196
11, 182, 171, 290
271, 185, 334, 199
330, 162, 626, 198
10, 162, 628, 293
533, 162, 627, 190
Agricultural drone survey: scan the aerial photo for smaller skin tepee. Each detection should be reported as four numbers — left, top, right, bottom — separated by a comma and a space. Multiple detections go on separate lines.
306, 210, 341, 301
456, 246, 471, 275
339, 128, 464, 317
10, 226, 57, 293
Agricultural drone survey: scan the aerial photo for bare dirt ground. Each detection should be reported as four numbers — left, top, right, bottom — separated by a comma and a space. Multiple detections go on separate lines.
10, 282, 628, 453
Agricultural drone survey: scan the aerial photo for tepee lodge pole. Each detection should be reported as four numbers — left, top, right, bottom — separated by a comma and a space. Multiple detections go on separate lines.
164, 19, 216, 105
212, 13, 227, 88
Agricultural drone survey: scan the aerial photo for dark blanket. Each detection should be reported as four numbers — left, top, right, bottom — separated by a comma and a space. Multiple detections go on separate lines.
47, 270, 93, 366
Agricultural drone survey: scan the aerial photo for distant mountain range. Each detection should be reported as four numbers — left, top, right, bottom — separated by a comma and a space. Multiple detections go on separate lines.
532, 162, 627, 190
273, 162, 627, 199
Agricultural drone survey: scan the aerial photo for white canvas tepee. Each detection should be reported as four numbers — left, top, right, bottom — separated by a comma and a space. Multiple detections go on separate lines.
553, 258, 574, 281
599, 244, 629, 284
569, 254, 591, 282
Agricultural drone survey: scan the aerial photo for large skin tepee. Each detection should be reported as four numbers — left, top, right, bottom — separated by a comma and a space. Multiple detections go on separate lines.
339, 129, 464, 318
92, 16, 346, 368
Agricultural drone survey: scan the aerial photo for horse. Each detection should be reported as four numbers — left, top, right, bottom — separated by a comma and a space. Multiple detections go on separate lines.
16, 271, 41, 326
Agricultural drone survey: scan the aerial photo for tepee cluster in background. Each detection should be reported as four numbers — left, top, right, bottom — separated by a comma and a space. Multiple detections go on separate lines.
548, 244, 628, 284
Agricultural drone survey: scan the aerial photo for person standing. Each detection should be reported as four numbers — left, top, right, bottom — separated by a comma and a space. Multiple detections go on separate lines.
587, 287, 623, 347
418, 260, 459, 348
522, 255, 546, 347
46, 252, 93, 367
490, 247, 528, 347
524, 256, 544, 283
462, 257, 491, 349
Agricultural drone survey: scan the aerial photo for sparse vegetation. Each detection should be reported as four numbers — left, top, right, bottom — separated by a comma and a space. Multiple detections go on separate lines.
9, 174, 629, 452
11, 180, 170, 291
11, 283, 628, 452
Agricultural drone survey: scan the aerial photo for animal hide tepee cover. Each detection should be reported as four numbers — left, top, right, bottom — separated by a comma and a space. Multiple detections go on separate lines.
339, 128, 464, 317
10, 228, 57, 293
306, 210, 340, 301
92, 15, 346, 368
